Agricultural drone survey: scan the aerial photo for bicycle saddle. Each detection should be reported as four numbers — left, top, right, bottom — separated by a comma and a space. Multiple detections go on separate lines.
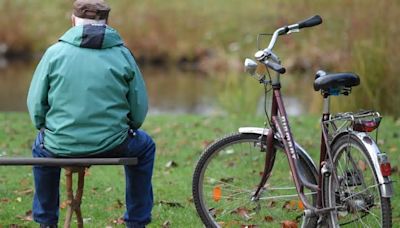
314, 71, 360, 92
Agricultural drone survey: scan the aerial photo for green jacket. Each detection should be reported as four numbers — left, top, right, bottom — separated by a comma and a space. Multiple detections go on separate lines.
27, 24, 148, 156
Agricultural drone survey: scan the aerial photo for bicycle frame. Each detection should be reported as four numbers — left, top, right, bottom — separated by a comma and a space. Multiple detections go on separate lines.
258, 72, 327, 212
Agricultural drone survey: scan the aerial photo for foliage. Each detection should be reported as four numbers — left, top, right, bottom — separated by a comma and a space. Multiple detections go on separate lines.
0, 113, 398, 227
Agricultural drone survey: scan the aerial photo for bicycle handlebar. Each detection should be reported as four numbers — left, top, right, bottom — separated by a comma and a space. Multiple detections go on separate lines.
297, 15, 323, 29
264, 60, 286, 74
267, 15, 323, 51
255, 15, 322, 74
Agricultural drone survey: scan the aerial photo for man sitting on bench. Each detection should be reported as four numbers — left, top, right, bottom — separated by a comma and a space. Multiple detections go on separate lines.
27, 0, 156, 227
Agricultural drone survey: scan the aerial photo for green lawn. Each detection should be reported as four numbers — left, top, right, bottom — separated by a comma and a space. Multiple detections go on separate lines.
0, 113, 398, 227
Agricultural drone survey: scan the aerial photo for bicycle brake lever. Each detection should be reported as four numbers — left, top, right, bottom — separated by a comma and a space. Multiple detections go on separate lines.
287, 28, 300, 34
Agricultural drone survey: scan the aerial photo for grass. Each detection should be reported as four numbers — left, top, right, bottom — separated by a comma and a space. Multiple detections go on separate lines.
0, 113, 398, 227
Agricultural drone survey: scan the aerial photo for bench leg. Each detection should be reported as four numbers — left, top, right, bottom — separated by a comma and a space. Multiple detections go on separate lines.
64, 167, 86, 228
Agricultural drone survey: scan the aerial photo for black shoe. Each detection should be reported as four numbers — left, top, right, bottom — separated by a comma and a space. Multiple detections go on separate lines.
40, 225, 57, 228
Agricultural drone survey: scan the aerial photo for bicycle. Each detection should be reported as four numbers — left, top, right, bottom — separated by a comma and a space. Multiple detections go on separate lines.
192, 15, 393, 227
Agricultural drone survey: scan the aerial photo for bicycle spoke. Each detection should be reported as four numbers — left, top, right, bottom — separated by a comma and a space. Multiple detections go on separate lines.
193, 133, 318, 227
324, 135, 389, 227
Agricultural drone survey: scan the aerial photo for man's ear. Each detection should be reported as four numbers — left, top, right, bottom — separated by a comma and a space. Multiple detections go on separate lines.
71, 15, 76, 26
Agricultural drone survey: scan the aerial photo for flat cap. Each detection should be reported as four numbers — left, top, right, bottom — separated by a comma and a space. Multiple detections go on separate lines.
73, 0, 111, 20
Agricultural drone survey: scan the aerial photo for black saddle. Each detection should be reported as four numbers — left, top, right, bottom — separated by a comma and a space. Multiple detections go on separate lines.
314, 71, 360, 92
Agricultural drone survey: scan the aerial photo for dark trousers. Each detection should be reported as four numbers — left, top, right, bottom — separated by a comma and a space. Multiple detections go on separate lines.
32, 130, 156, 227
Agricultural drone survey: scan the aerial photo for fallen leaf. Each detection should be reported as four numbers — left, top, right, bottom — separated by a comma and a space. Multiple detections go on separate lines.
281, 220, 298, 228
220, 177, 234, 183
111, 217, 125, 224
10, 225, 22, 228
83, 218, 92, 223
358, 160, 367, 171
16, 197, 22, 203
14, 188, 33, 196
84, 168, 91, 176
104, 187, 113, 193
19, 178, 30, 187
60, 200, 70, 209
165, 161, 178, 168
202, 140, 213, 148
282, 200, 297, 211
264, 215, 274, 222
213, 186, 222, 202
159, 200, 184, 208
162, 220, 171, 228
232, 207, 251, 220
297, 201, 304, 210
16, 210, 33, 221
114, 199, 124, 209
1, 198, 11, 203
267, 200, 276, 208
227, 161, 236, 167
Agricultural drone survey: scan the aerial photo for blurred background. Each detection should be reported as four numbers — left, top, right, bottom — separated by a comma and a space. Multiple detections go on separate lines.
0, 0, 399, 117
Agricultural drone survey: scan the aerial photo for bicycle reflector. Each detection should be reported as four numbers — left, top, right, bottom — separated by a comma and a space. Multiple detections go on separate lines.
353, 117, 382, 132
381, 163, 392, 177
378, 154, 391, 177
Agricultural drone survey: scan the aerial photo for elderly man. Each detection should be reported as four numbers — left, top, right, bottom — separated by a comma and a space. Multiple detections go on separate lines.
27, 0, 155, 227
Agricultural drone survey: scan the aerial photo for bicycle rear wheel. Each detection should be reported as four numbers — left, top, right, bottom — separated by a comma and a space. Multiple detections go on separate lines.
192, 133, 317, 227
323, 134, 392, 227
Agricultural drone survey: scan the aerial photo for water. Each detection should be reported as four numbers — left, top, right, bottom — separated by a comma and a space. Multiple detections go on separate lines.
0, 61, 219, 114
0, 60, 306, 116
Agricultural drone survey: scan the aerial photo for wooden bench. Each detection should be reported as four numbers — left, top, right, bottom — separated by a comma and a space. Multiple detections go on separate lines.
0, 157, 138, 228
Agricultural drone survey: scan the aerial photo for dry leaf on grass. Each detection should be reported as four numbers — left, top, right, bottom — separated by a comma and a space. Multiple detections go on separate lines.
111, 217, 125, 224
159, 200, 184, 208
165, 160, 178, 168
358, 160, 367, 171
231, 207, 251, 220
16, 210, 33, 221
162, 220, 171, 228
264, 215, 274, 222
13, 188, 33, 196
281, 220, 298, 228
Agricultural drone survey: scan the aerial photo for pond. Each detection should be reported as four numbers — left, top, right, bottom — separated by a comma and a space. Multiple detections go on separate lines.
0, 60, 307, 116
0, 60, 220, 115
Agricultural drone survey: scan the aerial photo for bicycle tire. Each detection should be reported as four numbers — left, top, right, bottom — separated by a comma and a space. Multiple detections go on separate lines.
323, 134, 392, 227
192, 133, 317, 227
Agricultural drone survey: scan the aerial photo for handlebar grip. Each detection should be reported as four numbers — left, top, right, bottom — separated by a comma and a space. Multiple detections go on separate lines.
265, 60, 286, 74
297, 15, 322, 29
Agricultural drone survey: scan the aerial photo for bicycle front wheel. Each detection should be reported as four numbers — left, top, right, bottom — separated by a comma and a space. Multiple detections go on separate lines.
192, 133, 317, 227
323, 134, 392, 227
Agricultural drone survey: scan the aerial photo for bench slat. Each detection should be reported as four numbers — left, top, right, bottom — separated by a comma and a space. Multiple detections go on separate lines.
0, 157, 138, 166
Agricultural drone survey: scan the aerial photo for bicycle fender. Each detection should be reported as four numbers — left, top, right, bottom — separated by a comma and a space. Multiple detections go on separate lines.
238, 127, 318, 180
353, 132, 393, 198
332, 131, 393, 198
